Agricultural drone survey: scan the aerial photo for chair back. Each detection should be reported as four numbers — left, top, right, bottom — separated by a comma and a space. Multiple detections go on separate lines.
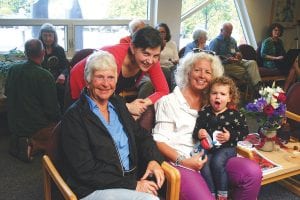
256, 42, 264, 67
286, 82, 300, 137
238, 44, 257, 61
178, 47, 186, 58
69, 49, 95, 68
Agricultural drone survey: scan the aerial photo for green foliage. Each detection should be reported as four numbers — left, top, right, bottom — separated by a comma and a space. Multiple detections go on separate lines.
181, 0, 243, 42
0, 0, 30, 15
106, 0, 147, 19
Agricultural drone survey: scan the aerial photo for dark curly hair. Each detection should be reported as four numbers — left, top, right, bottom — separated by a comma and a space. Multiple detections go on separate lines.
268, 23, 284, 37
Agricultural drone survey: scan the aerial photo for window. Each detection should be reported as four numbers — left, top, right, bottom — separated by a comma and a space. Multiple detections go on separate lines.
0, 0, 149, 55
180, 0, 247, 49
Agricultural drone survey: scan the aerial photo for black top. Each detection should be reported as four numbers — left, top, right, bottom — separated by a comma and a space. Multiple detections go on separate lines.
193, 106, 249, 148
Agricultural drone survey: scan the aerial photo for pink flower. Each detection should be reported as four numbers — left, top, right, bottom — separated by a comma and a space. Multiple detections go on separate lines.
263, 105, 274, 116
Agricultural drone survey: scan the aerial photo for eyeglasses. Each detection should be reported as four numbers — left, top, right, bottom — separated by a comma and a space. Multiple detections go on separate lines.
192, 48, 216, 56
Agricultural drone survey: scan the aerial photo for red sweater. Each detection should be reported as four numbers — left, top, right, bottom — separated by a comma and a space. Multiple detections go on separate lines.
70, 43, 169, 103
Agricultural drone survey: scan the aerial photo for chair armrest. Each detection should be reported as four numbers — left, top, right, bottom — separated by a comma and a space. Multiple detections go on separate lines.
236, 146, 254, 160
286, 110, 300, 122
161, 161, 180, 200
42, 155, 77, 200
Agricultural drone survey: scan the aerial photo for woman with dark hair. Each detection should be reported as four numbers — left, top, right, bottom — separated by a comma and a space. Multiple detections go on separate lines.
39, 23, 69, 110
155, 23, 179, 68
70, 27, 169, 119
261, 23, 299, 91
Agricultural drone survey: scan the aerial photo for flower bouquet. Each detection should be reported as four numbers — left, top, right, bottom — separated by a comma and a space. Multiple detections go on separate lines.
241, 83, 287, 151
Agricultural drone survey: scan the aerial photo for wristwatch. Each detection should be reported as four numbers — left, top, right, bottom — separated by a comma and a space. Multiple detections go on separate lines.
175, 154, 186, 166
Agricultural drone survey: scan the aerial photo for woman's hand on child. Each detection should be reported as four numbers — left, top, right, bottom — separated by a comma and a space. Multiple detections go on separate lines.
198, 129, 208, 139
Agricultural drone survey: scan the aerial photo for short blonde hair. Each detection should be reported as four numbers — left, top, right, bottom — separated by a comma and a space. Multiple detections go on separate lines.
175, 52, 224, 88
84, 50, 117, 83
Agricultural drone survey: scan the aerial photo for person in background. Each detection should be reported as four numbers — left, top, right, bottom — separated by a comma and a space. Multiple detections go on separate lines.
38, 23, 69, 111
120, 19, 146, 43
184, 27, 209, 56
138, 22, 178, 95
209, 22, 262, 92
192, 76, 249, 200
70, 27, 169, 119
5, 39, 61, 162
152, 51, 262, 200
60, 50, 164, 200
260, 23, 299, 91
155, 22, 179, 68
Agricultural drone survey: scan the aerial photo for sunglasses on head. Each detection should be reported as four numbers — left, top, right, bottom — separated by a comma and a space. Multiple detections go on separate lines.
192, 48, 216, 56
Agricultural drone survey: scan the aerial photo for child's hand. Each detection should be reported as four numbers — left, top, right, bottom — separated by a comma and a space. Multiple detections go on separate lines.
198, 129, 208, 139
216, 127, 230, 143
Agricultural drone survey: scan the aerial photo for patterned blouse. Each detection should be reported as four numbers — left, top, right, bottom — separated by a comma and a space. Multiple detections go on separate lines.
192, 105, 249, 148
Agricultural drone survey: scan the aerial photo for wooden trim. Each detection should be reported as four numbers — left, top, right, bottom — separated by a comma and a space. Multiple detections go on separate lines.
161, 162, 181, 200
42, 155, 77, 200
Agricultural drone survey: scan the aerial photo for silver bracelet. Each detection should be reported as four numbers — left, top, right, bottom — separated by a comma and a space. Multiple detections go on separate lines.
175, 154, 186, 166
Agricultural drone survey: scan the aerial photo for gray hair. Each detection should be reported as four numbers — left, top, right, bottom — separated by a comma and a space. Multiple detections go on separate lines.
175, 52, 224, 88
84, 50, 117, 83
129, 19, 145, 35
193, 28, 208, 41
38, 23, 58, 46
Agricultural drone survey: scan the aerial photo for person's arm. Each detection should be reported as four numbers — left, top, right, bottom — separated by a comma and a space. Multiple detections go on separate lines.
153, 97, 207, 171
184, 42, 194, 56
208, 38, 218, 54
70, 58, 87, 100
192, 110, 206, 140
56, 46, 70, 77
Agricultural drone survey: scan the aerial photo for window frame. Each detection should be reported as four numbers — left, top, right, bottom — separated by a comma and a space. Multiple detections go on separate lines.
0, 0, 155, 57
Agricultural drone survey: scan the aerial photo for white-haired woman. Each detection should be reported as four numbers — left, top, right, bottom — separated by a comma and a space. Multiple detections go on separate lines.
60, 50, 165, 200
153, 52, 262, 200
184, 28, 209, 56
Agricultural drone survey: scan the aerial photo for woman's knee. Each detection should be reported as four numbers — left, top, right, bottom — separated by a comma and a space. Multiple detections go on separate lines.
176, 166, 214, 200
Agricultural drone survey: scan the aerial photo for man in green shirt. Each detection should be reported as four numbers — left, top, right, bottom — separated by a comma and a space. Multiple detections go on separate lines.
5, 39, 61, 162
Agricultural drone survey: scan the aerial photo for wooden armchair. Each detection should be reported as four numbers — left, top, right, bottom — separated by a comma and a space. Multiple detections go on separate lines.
42, 155, 180, 200
43, 116, 180, 200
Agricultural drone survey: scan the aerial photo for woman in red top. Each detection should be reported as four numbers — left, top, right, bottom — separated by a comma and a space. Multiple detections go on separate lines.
70, 27, 169, 118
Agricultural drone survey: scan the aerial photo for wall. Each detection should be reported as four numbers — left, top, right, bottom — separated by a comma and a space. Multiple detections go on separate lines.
155, 0, 182, 47
245, 0, 300, 49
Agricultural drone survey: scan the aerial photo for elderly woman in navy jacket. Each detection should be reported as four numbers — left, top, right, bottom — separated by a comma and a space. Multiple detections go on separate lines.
60, 50, 165, 200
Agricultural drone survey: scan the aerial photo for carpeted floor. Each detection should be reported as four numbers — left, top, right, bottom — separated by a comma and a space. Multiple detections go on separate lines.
0, 113, 299, 200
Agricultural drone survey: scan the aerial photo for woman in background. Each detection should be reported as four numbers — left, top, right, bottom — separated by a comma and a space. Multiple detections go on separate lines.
261, 23, 299, 91
39, 23, 69, 110
184, 28, 209, 56
155, 23, 179, 68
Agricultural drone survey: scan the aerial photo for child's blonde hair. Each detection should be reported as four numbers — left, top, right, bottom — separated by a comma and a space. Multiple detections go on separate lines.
208, 76, 240, 109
